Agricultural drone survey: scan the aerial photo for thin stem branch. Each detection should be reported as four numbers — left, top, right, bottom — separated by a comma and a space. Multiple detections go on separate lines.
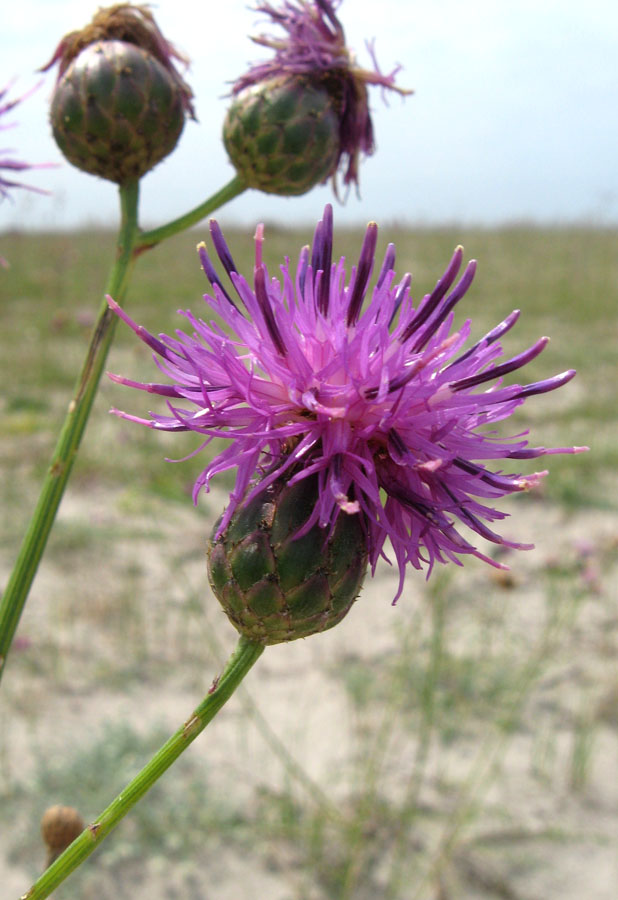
136, 175, 247, 251
0, 181, 140, 685
20, 635, 265, 900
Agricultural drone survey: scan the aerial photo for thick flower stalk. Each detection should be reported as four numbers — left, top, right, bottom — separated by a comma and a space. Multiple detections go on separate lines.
223, 0, 411, 195
42, 4, 194, 184
108, 205, 586, 617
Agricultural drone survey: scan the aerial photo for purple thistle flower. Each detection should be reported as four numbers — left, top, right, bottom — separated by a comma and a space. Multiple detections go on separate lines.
1, 81, 55, 268
108, 206, 586, 602
0, 81, 52, 202
232, 0, 411, 188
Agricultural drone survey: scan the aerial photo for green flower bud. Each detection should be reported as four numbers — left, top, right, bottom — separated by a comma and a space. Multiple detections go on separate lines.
42, 4, 194, 184
208, 473, 368, 644
50, 40, 187, 184
222, 76, 340, 197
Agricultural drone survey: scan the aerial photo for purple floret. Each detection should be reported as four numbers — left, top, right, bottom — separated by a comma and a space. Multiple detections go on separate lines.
108, 206, 587, 602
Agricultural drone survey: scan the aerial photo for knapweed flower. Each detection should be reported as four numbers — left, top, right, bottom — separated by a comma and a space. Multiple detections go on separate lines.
42, 4, 194, 184
1, 81, 53, 268
223, 0, 411, 195
1, 81, 50, 201
108, 206, 586, 640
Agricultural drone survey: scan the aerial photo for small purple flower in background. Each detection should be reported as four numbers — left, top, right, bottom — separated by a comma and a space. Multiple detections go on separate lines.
108, 205, 587, 602
0, 81, 51, 201
223, 0, 411, 195
1, 80, 54, 267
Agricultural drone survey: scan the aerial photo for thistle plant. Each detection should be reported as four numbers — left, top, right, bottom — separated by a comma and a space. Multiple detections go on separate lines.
0, 0, 406, 688
20, 205, 586, 899
1, 3, 589, 899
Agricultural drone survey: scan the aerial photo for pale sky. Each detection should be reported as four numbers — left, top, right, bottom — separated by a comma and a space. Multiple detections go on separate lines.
2, 0, 617, 231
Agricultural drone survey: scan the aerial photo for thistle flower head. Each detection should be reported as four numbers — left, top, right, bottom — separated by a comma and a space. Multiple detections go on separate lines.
0, 81, 52, 201
108, 206, 586, 603
228, 0, 411, 190
42, 5, 194, 184
41, 3, 194, 117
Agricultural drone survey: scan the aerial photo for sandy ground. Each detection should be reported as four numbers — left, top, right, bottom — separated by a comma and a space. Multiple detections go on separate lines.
1, 483, 617, 899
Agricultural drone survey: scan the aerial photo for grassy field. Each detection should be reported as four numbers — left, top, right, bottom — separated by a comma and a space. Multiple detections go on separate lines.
0, 224, 617, 899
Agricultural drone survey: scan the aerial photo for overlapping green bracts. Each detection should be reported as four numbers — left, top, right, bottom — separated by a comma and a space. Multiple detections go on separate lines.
225, 1, 411, 191
208, 473, 368, 644
223, 76, 340, 196
50, 40, 186, 184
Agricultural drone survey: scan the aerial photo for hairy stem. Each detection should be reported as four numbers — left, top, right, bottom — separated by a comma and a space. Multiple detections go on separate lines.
20, 636, 265, 900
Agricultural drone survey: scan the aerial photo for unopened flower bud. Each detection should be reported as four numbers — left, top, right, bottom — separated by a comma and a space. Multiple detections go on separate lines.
40, 804, 84, 866
42, 4, 194, 184
223, 76, 340, 196
207, 471, 368, 644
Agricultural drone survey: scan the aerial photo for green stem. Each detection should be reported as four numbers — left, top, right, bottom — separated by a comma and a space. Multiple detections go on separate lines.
136, 175, 247, 251
0, 175, 247, 684
0, 181, 140, 685
20, 636, 265, 900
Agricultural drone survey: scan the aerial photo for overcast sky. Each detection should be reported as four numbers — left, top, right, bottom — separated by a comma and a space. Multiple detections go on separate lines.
2, 0, 617, 231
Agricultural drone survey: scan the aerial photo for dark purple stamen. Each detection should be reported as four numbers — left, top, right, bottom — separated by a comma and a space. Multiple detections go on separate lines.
387, 427, 411, 463
198, 244, 238, 309
507, 447, 551, 459
254, 265, 287, 356
507, 444, 582, 459
311, 206, 333, 314
376, 243, 396, 289
410, 260, 477, 354
107, 374, 184, 397
512, 369, 576, 399
319, 206, 333, 313
347, 222, 378, 326
388, 273, 411, 328
400, 246, 463, 344
445, 310, 521, 371
107, 297, 176, 360
451, 336, 549, 392
438, 482, 508, 545
452, 457, 522, 491
386, 361, 424, 395
209, 219, 239, 280
386, 480, 451, 530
